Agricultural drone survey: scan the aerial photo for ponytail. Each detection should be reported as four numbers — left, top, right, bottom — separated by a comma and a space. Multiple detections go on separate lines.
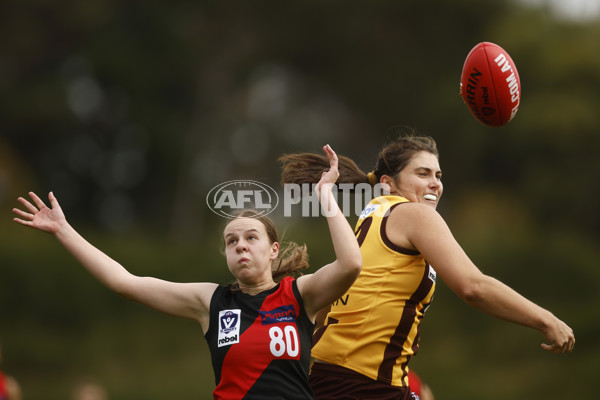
279, 153, 370, 188
279, 132, 438, 188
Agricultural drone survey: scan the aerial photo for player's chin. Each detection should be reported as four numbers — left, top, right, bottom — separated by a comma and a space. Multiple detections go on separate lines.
420, 199, 438, 209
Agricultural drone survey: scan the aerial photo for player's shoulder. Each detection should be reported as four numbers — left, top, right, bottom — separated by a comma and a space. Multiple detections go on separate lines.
390, 201, 439, 217
389, 201, 446, 230
295, 273, 312, 293
193, 282, 220, 304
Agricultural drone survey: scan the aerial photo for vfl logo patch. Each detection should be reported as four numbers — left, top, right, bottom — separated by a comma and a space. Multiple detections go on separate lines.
218, 309, 241, 347
259, 305, 297, 325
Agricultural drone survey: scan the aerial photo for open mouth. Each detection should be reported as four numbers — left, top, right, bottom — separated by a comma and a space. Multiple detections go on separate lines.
423, 194, 437, 202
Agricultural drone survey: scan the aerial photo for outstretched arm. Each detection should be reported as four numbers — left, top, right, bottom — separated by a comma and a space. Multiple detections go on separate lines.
390, 202, 575, 354
13, 192, 216, 329
296, 145, 362, 322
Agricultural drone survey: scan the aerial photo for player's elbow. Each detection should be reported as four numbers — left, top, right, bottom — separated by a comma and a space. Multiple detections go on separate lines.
454, 274, 487, 305
111, 279, 132, 297
350, 257, 363, 278
339, 255, 362, 282
349, 254, 363, 277
108, 271, 139, 297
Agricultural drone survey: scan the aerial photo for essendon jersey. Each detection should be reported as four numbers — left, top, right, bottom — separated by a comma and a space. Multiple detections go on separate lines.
205, 276, 315, 400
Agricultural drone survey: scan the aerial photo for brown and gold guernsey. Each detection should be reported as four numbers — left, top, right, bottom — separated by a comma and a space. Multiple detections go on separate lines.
312, 195, 436, 388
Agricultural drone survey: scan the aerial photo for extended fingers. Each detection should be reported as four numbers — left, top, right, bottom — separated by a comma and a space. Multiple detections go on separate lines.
12, 217, 33, 227
12, 207, 35, 227
48, 191, 61, 209
323, 144, 339, 167
13, 192, 53, 223
12, 207, 34, 220
17, 196, 39, 214
29, 191, 48, 210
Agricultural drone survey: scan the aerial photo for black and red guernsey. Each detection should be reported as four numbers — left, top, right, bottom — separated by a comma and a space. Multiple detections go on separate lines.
205, 276, 316, 400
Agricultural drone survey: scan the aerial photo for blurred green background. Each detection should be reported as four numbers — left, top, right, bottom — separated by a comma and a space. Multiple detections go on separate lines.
1, 0, 599, 398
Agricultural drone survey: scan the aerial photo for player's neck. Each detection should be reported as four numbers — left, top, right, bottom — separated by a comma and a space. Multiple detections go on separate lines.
238, 279, 277, 295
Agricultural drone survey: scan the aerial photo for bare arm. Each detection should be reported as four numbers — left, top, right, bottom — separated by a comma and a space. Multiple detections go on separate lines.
388, 202, 575, 354
297, 145, 362, 322
13, 192, 216, 331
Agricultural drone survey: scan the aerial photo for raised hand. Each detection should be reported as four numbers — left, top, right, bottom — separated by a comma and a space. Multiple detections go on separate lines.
315, 144, 340, 194
13, 192, 66, 234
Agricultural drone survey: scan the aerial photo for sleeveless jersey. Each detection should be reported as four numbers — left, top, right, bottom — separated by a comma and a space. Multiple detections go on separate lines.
205, 276, 316, 400
312, 195, 436, 387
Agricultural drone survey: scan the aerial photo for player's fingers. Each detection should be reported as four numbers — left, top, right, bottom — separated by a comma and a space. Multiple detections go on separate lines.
324, 144, 339, 166
29, 191, 47, 210
13, 217, 33, 227
541, 343, 551, 352
562, 336, 574, 353
48, 191, 59, 207
17, 196, 39, 214
543, 338, 573, 354
557, 330, 575, 353
12, 207, 34, 220
569, 336, 575, 352
541, 342, 561, 354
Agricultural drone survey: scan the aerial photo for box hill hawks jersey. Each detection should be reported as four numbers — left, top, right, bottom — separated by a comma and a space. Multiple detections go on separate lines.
205, 276, 316, 399
312, 195, 436, 388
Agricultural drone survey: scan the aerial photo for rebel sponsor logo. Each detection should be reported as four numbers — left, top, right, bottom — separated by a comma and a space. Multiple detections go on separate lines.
218, 309, 241, 347
259, 304, 297, 325
218, 334, 238, 346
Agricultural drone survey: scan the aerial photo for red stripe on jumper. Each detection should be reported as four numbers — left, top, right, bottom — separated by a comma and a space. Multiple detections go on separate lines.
214, 278, 300, 399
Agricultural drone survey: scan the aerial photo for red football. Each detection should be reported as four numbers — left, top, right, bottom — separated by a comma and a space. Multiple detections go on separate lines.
459, 42, 521, 127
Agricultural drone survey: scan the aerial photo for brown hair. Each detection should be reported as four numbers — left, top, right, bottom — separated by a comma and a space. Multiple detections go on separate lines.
225, 210, 310, 288
279, 133, 439, 187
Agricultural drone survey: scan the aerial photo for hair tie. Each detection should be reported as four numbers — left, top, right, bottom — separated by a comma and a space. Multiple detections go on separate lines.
367, 171, 378, 186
